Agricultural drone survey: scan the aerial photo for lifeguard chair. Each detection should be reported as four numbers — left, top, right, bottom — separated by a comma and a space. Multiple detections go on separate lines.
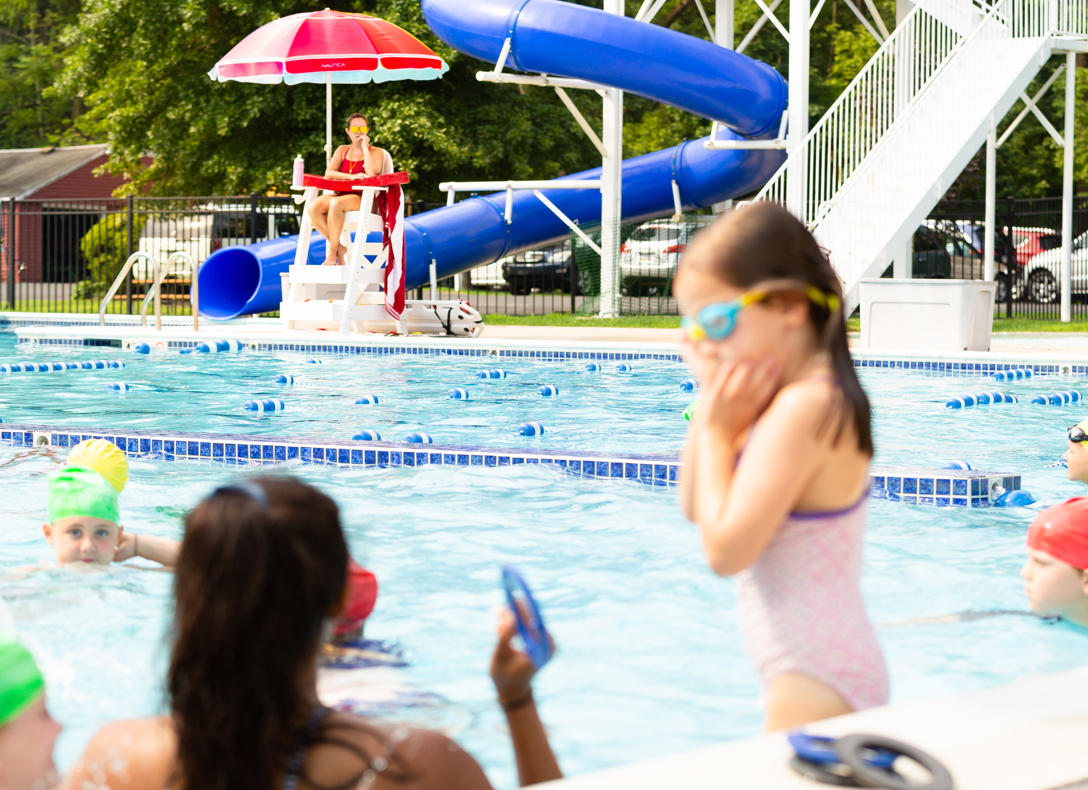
281, 159, 484, 337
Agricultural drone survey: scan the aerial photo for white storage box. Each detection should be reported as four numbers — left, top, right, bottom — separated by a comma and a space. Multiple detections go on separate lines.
858, 279, 996, 352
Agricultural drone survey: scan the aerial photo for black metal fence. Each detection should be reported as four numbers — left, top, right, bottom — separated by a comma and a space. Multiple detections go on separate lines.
927, 196, 1088, 319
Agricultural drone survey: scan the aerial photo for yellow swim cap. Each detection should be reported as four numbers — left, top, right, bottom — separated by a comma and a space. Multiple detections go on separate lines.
66, 439, 129, 493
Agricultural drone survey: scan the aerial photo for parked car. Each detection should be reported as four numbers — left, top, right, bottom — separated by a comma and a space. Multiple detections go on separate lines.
136, 202, 299, 280
470, 259, 508, 289
502, 242, 579, 295
908, 225, 953, 278
1019, 230, 1088, 303
617, 217, 715, 295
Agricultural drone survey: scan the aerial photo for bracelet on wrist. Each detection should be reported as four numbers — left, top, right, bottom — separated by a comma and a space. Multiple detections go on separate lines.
499, 690, 534, 712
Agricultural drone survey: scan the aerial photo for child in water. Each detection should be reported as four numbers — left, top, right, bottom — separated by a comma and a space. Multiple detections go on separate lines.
676, 203, 887, 730
1063, 419, 1088, 484
1022, 498, 1088, 627
0, 639, 62, 790
42, 440, 178, 569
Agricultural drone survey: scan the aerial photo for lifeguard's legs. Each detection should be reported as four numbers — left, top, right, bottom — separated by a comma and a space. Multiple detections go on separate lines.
325, 194, 361, 266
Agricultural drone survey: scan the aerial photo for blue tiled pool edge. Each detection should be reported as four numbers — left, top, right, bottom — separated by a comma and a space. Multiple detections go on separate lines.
0, 423, 1020, 506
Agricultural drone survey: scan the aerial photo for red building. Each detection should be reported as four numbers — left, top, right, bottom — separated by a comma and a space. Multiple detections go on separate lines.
0, 145, 135, 284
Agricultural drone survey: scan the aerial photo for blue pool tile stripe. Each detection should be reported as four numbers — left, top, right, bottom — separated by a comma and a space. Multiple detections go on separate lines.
0, 423, 1019, 505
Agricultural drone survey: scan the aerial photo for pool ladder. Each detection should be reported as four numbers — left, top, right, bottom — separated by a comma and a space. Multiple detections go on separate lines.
99, 251, 199, 331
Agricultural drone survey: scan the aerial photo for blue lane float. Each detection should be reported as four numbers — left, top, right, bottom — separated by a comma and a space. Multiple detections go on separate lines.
584, 362, 602, 372
306, 358, 323, 365
1031, 391, 1082, 405
353, 429, 382, 441
680, 378, 698, 391
0, 360, 123, 373
993, 368, 1033, 381
106, 382, 131, 392
133, 343, 151, 355
195, 339, 243, 354
944, 392, 1018, 409
538, 384, 560, 397
405, 432, 435, 444
243, 399, 286, 413
615, 363, 633, 372
355, 394, 381, 405
448, 388, 470, 400
475, 369, 508, 379
942, 460, 976, 470
275, 374, 295, 385
518, 422, 545, 436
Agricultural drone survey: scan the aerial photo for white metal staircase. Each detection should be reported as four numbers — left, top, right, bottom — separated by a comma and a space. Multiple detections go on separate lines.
755, 0, 1088, 310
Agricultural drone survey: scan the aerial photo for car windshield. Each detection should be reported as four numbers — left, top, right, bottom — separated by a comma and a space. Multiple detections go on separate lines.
630, 225, 681, 243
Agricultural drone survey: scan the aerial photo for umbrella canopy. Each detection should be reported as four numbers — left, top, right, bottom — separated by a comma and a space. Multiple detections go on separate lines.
209, 9, 449, 158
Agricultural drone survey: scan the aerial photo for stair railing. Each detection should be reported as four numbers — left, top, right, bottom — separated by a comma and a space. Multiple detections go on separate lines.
99, 252, 159, 328
139, 251, 198, 332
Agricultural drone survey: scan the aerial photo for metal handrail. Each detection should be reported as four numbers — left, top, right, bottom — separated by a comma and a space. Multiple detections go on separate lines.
99, 252, 158, 327
139, 251, 198, 332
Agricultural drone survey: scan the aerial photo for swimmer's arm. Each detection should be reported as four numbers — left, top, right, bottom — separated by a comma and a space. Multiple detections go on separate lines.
115, 532, 181, 567
698, 385, 831, 577
323, 146, 353, 179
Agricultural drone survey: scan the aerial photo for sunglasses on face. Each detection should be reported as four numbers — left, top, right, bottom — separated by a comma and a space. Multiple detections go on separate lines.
348, 125, 368, 134
1069, 425, 1088, 443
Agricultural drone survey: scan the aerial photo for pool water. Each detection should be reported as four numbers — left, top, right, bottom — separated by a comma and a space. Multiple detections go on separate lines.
4, 333, 1088, 786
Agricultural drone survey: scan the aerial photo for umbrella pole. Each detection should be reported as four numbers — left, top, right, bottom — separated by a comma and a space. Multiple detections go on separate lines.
326, 72, 333, 164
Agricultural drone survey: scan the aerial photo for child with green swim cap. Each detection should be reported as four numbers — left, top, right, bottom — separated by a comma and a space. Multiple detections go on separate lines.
0, 640, 61, 790
43, 463, 178, 569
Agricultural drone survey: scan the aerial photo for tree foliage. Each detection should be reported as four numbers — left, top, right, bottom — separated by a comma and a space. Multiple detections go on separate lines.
3, 0, 1086, 200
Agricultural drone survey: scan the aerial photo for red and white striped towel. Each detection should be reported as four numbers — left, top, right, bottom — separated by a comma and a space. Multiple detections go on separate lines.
376, 185, 405, 320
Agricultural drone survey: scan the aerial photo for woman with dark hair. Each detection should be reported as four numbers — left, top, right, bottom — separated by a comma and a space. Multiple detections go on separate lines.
62, 477, 562, 790
309, 112, 392, 266
675, 203, 887, 731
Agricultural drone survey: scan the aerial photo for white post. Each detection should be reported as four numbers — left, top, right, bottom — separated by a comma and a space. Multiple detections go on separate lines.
892, 242, 910, 278
326, 73, 333, 164
713, 0, 735, 216
785, 0, 810, 221
599, 0, 625, 317
1062, 51, 1075, 322
984, 124, 996, 282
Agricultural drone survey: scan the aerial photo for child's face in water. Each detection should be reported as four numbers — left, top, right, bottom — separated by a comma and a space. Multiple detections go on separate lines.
674, 267, 809, 383
1021, 548, 1088, 621
42, 516, 122, 565
1064, 440, 1088, 484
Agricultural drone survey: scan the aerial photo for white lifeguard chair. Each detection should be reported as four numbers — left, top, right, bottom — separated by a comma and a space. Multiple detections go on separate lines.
281, 156, 484, 337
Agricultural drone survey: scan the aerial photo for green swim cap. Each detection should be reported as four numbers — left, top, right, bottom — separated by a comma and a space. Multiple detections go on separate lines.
48, 466, 119, 524
0, 641, 44, 726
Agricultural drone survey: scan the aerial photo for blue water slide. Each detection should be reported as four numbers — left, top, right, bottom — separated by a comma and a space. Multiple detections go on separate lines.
197, 0, 787, 319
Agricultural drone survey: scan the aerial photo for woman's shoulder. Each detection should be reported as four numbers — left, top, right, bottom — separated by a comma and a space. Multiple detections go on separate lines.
319, 713, 492, 790
62, 716, 175, 789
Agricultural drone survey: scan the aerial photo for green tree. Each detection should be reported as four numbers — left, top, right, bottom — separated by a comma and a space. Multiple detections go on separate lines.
0, 0, 87, 147
78, 212, 147, 292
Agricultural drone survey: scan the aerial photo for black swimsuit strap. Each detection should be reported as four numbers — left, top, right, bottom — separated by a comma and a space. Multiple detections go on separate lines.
282, 704, 333, 790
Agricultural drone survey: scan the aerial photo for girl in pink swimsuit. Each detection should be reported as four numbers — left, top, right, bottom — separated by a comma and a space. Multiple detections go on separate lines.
675, 203, 888, 730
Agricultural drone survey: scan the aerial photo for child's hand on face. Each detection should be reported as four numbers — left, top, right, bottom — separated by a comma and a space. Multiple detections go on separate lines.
694, 356, 781, 442
113, 530, 136, 563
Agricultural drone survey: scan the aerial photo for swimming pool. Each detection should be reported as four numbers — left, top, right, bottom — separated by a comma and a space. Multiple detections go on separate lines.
3, 330, 1088, 788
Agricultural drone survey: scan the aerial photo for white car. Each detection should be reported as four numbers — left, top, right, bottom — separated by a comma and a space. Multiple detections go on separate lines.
619, 218, 711, 295
136, 202, 299, 280
1019, 230, 1088, 303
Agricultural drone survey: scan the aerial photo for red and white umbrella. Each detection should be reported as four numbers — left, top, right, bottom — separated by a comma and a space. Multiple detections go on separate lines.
209, 9, 449, 159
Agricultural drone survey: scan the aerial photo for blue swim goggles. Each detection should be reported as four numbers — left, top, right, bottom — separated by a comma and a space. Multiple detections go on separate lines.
681, 286, 841, 342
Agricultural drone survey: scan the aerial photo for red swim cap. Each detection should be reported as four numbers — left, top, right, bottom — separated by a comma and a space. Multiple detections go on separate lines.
1027, 498, 1088, 570
334, 559, 379, 636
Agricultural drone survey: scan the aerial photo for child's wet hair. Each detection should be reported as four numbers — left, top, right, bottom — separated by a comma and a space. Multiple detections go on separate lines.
680, 202, 873, 456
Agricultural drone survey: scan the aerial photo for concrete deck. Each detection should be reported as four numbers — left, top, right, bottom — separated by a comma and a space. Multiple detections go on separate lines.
538, 667, 1088, 790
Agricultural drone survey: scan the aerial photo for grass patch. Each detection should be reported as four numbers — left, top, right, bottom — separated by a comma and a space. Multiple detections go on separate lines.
992, 317, 1088, 333
0, 301, 192, 316
482, 313, 681, 328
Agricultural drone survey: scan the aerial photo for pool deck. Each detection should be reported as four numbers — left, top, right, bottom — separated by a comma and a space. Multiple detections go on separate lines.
539, 666, 1088, 790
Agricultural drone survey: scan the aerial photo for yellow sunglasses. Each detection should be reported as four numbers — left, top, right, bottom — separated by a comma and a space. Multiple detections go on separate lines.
348, 125, 369, 134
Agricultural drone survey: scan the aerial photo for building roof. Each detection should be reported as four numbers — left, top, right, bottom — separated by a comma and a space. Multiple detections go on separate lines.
0, 144, 110, 199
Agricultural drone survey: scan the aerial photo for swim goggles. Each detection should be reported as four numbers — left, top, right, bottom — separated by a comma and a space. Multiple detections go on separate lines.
1068, 425, 1088, 443
681, 286, 841, 342
348, 125, 369, 134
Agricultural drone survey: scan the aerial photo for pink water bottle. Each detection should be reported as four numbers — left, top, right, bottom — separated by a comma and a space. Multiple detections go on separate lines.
292, 155, 304, 189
